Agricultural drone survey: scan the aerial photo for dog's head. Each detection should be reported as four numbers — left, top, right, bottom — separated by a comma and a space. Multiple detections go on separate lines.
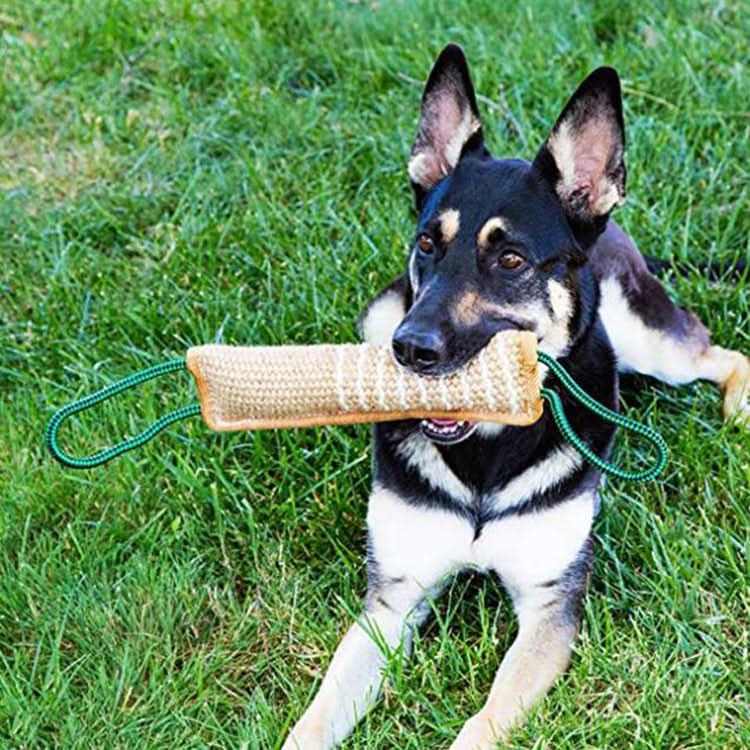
392, 45, 626, 384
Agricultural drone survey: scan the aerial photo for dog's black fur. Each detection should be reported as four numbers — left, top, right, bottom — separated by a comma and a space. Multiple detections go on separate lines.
366, 47, 621, 536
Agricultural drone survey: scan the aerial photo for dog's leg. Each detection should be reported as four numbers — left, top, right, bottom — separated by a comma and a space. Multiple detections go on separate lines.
283, 486, 467, 749
450, 606, 579, 750
282, 581, 430, 750
451, 496, 594, 750
593, 222, 750, 425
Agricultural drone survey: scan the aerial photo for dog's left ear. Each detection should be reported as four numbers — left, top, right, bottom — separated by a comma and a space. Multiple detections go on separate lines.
533, 67, 626, 238
408, 44, 484, 205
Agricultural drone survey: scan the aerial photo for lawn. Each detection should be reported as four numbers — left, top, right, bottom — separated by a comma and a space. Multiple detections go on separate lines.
1, 0, 749, 747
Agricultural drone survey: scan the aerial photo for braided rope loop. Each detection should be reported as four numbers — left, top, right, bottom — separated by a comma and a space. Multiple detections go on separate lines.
44, 359, 200, 469
538, 352, 668, 482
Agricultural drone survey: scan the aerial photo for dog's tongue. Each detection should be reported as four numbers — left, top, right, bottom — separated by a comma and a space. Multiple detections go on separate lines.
429, 418, 458, 426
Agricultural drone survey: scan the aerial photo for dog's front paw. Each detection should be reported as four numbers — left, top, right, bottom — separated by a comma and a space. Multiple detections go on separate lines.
282, 717, 333, 750
449, 712, 506, 750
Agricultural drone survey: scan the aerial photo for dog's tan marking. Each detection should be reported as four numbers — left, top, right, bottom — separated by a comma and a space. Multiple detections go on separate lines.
450, 291, 572, 362
450, 294, 545, 331
439, 208, 460, 244
477, 216, 509, 249
532, 279, 574, 360
451, 288, 480, 326
548, 279, 573, 322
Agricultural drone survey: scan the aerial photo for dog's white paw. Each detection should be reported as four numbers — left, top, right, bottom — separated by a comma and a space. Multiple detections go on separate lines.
282, 717, 332, 750
449, 713, 506, 750
723, 354, 750, 427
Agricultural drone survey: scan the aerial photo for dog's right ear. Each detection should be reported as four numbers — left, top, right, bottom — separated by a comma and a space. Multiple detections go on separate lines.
408, 44, 484, 207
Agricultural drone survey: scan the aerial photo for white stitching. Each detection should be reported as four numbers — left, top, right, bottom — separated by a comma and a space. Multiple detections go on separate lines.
479, 346, 497, 411
335, 346, 349, 411
356, 345, 369, 410
376, 346, 387, 410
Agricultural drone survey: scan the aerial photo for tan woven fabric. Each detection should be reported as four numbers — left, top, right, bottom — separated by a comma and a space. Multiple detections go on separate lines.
186, 331, 542, 432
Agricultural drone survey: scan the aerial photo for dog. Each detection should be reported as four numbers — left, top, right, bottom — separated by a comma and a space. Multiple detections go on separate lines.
282, 45, 750, 749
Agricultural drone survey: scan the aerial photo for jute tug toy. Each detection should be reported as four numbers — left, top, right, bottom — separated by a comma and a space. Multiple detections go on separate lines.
44, 331, 668, 482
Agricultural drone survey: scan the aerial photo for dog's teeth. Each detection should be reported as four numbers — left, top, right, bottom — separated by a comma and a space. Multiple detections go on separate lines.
420, 418, 472, 440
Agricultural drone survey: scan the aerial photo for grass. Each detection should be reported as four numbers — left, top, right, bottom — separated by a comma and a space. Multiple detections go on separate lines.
1, 0, 749, 747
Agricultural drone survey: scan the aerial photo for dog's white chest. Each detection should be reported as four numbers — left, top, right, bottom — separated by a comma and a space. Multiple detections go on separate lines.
368, 485, 594, 596
471, 492, 594, 596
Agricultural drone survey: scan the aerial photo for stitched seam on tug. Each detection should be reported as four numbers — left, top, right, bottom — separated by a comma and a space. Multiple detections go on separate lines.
356, 345, 369, 410
376, 346, 387, 410
335, 346, 349, 411
498, 340, 519, 413
440, 378, 451, 410
417, 375, 429, 408
396, 365, 408, 410
479, 347, 497, 410
460, 368, 472, 408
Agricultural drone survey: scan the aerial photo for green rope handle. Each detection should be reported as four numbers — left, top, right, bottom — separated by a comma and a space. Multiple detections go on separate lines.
44, 351, 667, 480
538, 351, 668, 482
44, 359, 200, 469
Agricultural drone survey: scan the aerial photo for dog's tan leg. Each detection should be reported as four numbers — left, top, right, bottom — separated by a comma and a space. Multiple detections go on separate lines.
450, 606, 578, 750
282, 587, 426, 750
283, 486, 465, 749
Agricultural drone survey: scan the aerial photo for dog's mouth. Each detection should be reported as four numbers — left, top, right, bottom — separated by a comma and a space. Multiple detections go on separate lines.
407, 316, 534, 445
420, 418, 478, 445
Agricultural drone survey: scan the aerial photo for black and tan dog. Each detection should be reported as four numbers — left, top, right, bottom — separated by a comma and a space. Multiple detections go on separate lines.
283, 45, 749, 749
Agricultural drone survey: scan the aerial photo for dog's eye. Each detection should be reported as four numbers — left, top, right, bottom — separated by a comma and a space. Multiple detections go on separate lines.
416, 234, 435, 254
498, 252, 524, 270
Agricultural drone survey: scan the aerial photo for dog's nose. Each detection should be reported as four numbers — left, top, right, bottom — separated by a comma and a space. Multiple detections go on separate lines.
392, 327, 446, 373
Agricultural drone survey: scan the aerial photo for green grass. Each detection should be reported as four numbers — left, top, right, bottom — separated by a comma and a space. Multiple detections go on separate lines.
1, 0, 749, 747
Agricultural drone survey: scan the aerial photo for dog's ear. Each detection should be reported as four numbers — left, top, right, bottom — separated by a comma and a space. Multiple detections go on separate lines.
408, 44, 484, 204
533, 67, 626, 239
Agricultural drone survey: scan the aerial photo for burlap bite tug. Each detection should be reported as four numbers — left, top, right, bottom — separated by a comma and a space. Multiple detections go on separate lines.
45, 328, 667, 481
186, 330, 543, 431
